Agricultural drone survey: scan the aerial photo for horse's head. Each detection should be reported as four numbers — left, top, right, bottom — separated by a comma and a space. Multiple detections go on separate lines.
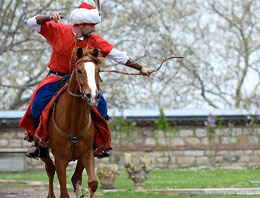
74, 47, 103, 106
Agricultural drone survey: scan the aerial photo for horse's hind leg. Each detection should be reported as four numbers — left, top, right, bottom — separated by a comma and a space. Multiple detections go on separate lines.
71, 160, 84, 198
41, 156, 56, 198
82, 151, 98, 198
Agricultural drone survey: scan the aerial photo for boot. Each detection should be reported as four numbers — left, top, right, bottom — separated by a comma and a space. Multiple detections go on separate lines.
26, 142, 49, 159
25, 117, 48, 159
94, 151, 111, 158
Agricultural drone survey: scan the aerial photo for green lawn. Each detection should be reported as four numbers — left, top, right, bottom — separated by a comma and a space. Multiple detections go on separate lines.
1, 168, 260, 197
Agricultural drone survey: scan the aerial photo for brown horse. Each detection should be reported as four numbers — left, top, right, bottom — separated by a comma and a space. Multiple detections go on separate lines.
41, 47, 103, 198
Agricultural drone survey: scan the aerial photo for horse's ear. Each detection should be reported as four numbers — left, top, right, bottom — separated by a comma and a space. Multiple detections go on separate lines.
92, 48, 99, 57
77, 47, 84, 59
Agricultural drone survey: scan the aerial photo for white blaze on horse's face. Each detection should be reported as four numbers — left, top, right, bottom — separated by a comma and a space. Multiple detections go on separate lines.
84, 62, 97, 106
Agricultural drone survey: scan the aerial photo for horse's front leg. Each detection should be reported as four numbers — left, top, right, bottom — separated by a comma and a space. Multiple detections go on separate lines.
81, 150, 98, 198
71, 160, 84, 198
41, 155, 56, 198
54, 156, 70, 198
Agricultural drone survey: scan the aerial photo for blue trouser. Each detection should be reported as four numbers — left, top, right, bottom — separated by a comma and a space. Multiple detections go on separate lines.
31, 81, 107, 119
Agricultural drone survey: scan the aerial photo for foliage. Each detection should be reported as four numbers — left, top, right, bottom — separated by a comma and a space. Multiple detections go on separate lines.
204, 113, 237, 138
109, 110, 135, 135
154, 108, 176, 134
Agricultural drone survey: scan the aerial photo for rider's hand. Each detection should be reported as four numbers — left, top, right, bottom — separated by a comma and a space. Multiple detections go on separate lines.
49, 12, 64, 23
24, 131, 34, 142
140, 67, 151, 77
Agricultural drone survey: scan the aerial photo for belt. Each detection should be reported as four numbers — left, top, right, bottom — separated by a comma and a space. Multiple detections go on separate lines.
48, 70, 68, 77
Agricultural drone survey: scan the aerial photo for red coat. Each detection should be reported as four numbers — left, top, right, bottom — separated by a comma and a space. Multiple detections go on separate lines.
40, 21, 113, 73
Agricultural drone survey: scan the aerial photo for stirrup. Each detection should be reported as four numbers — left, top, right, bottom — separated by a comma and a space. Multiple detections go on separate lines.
26, 145, 40, 160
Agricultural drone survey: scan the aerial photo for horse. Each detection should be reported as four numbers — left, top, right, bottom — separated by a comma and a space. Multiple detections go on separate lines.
40, 47, 102, 198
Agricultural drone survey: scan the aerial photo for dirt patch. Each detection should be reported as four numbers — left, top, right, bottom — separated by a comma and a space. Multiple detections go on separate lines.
0, 182, 78, 198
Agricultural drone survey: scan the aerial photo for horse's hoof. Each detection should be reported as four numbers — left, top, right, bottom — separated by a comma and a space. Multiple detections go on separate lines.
80, 195, 85, 198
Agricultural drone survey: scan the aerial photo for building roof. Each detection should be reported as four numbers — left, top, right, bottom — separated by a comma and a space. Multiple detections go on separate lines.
0, 108, 256, 128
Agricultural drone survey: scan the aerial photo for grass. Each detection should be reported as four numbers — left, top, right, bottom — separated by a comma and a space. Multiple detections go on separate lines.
1, 168, 260, 197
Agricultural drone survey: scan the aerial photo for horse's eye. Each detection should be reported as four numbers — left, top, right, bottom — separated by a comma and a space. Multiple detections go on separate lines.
77, 69, 82, 74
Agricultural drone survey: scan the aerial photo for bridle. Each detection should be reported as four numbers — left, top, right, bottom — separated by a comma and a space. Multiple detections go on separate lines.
67, 56, 98, 101
52, 56, 99, 160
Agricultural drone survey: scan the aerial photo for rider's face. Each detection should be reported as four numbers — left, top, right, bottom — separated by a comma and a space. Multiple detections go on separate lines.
81, 24, 96, 37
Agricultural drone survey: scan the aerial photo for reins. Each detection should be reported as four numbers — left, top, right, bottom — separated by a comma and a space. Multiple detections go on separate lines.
99, 56, 183, 75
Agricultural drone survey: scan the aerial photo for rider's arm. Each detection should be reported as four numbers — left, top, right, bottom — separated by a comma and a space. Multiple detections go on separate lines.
107, 48, 142, 71
107, 48, 150, 77
27, 12, 62, 31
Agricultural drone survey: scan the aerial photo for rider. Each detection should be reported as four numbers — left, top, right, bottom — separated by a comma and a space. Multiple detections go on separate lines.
20, 1, 151, 159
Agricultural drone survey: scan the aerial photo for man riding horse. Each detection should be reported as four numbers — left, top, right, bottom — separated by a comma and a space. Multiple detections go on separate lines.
20, 1, 151, 159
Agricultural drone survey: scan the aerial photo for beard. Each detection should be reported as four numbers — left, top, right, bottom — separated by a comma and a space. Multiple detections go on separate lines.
82, 32, 91, 38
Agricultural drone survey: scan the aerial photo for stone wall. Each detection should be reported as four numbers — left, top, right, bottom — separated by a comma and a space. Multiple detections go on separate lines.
1, 125, 260, 170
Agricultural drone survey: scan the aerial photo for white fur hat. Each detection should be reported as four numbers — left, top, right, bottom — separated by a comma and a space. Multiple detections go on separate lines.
70, 2, 101, 25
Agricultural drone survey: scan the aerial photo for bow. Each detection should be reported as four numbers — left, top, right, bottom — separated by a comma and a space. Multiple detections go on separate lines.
99, 56, 183, 75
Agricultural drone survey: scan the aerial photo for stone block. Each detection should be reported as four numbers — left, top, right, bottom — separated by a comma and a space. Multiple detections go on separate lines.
206, 150, 215, 156
9, 139, 23, 147
216, 150, 229, 155
215, 156, 223, 162
158, 138, 167, 146
171, 151, 184, 156
230, 150, 244, 156
1, 132, 15, 139
176, 156, 195, 164
233, 128, 243, 135
239, 155, 250, 162
152, 152, 164, 158
170, 156, 176, 163
195, 128, 207, 137
145, 137, 156, 146
196, 156, 210, 165
0, 139, 8, 147
134, 137, 144, 144
179, 129, 193, 137
250, 155, 260, 162
168, 164, 178, 169
170, 138, 184, 146
0, 149, 28, 172
221, 137, 237, 144
186, 137, 201, 145
156, 156, 170, 163
215, 129, 224, 136
156, 130, 165, 137
248, 136, 259, 144
254, 128, 260, 135
244, 150, 253, 154
201, 137, 209, 145
16, 131, 26, 138
184, 150, 204, 156
142, 130, 152, 137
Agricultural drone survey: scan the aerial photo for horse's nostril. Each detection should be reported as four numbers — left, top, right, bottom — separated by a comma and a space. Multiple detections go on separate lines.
86, 93, 91, 99
96, 93, 100, 101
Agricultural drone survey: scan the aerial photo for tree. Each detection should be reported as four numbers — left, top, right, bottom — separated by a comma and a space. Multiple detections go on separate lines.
1, 0, 260, 110
0, 0, 74, 109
